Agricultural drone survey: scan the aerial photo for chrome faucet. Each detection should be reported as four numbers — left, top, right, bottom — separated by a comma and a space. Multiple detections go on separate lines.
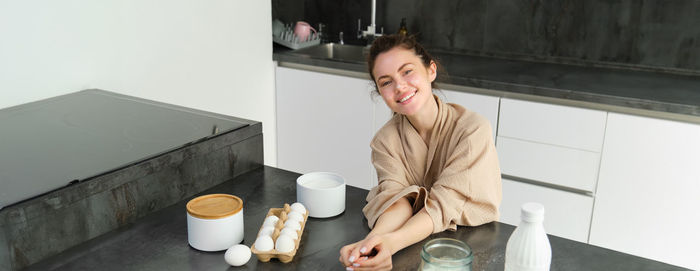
358, 0, 383, 43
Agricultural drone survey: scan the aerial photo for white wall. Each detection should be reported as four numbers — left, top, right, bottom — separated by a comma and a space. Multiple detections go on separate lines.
0, 0, 277, 165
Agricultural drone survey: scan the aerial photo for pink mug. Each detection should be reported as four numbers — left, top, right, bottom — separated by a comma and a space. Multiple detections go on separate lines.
294, 21, 316, 41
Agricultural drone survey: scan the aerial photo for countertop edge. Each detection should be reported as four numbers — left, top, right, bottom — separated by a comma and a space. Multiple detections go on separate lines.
276, 59, 700, 125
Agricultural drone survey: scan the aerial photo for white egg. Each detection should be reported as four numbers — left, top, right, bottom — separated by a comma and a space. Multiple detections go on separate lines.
291, 202, 307, 214
262, 215, 279, 227
258, 226, 276, 237
287, 211, 305, 223
275, 235, 296, 253
224, 244, 251, 266
283, 219, 301, 231
280, 228, 298, 240
254, 235, 274, 251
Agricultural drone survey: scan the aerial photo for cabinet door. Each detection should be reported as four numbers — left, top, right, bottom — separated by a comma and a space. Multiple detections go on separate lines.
590, 113, 700, 270
500, 178, 593, 243
276, 67, 375, 189
442, 89, 500, 142
371, 95, 391, 188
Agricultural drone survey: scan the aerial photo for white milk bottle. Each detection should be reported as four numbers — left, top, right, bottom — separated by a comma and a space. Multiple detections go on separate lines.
504, 202, 551, 271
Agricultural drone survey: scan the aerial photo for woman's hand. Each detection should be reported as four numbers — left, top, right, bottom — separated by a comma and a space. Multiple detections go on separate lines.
339, 234, 394, 271
339, 240, 362, 267
339, 208, 433, 270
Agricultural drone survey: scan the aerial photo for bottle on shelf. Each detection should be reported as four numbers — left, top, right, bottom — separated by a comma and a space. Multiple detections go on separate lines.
398, 18, 408, 35
504, 202, 552, 271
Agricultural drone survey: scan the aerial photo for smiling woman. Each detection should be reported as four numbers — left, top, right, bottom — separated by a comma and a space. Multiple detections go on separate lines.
339, 35, 502, 271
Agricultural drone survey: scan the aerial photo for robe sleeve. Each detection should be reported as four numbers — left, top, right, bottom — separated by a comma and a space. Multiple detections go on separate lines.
422, 117, 502, 233
362, 134, 424, 229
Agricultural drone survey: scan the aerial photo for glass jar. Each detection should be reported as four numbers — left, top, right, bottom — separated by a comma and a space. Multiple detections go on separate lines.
419, 238, 473, 271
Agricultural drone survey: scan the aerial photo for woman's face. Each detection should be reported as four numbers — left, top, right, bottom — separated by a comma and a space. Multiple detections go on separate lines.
372, 47, 437, 117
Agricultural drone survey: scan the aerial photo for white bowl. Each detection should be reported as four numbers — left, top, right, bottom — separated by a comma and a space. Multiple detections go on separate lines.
296, 172, 346, 218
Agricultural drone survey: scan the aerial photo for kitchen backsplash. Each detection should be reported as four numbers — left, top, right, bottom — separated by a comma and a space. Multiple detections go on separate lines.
272, 0, 700, 74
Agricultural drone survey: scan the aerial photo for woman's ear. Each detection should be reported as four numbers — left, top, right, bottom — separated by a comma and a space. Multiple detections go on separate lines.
428, 61, 437, 82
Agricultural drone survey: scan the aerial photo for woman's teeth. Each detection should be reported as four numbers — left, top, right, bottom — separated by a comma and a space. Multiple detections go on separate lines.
398, 91, 416, 103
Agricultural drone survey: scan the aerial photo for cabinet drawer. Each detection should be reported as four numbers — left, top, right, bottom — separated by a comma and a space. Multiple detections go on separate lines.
497, 136, 600, 192
498, 98, 607, 152
500, 178, 593, 243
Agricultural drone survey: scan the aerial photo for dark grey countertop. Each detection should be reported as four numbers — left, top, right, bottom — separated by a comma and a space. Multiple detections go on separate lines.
274, 45, 700, 121
0, 89, 251, 210
27, 166, 689, 270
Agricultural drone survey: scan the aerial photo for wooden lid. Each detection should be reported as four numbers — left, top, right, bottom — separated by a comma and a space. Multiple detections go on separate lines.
186, 194, 242, 219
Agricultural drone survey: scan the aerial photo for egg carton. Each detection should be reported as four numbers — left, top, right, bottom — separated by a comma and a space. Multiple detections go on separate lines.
251, 204, 308, 263
273, 26, 321, 50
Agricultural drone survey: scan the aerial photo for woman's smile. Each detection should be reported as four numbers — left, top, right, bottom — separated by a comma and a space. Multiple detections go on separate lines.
397, 90, 417, 104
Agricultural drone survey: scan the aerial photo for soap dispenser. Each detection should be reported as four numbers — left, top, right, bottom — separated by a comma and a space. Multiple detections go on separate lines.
504, 202, 552, 271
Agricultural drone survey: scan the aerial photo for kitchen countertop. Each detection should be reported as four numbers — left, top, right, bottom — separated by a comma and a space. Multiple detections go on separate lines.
0, 89, 250, 209
27, 166, 689, 270
0, 89, 264, 270
274, 45, 700, 123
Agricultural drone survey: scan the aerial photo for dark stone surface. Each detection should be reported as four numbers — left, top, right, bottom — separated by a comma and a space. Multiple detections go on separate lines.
275, 49, 700, 118
273, 0, 700, 73
0, 120, 263, 270
26, 167, 690, 271
0, 89, 251, 209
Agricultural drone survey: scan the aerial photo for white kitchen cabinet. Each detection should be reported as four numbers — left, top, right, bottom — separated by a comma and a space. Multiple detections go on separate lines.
372, 95, 392, 135
497, 137, 601, 192
496, 98, 607, 244
497, 98, 607, 191
442, 89, 500, 141
276, 66, 376, 189
589, 113, 700, 270
500, 178, 594, 243
499, 98, 607, 152
371, 95, 392, 189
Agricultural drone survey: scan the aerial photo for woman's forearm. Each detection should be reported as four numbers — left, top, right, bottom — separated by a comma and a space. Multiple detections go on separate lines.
367, 197, 413, 238
385, 208, 433, 254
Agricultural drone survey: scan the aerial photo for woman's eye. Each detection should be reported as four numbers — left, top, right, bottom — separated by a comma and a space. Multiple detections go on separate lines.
404, 69, 412, 75
380, 81, 392, 87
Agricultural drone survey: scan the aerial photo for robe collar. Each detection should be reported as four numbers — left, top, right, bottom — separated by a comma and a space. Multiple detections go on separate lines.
398, 95, 450, 186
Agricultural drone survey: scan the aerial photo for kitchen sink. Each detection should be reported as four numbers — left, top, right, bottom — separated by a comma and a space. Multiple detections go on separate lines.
289, 43, 368, 64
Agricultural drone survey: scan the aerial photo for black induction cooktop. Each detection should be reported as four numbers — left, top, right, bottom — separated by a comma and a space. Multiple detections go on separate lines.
0, 89, 250, 209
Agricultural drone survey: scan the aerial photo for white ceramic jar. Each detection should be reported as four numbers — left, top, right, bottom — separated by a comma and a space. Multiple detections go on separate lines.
505, 202, 552, 271
186, 194, 244, 251
296, 172, 345, 218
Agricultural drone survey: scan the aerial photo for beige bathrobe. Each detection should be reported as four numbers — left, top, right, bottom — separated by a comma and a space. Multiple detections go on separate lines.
363, 95, 502, 233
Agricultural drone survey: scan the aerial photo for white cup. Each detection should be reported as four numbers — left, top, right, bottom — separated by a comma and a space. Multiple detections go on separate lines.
186, 194, 244, 251
296, 172, 346, 218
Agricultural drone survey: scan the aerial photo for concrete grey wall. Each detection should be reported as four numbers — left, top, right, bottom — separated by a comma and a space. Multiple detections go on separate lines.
273, 0, 700, 74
